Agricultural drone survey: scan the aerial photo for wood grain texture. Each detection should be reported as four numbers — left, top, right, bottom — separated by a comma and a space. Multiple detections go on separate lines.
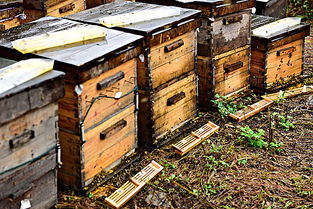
198, 46, 250, 110
59, 104, 137, 189
0, 149, 57, 209
198, 10, 251, 57
0, 103, 58, 174
138, 71, 197, 147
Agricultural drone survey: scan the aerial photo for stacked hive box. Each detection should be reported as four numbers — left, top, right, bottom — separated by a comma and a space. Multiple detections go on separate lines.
0, 17, 143, 190
0, 0, 24, 31
22, 0, 86, 23
255, 0, 287, 18
0, 57, 65, 208
251, 15, 310, 92
138, 0, 255, 111
68, 1, 201, 147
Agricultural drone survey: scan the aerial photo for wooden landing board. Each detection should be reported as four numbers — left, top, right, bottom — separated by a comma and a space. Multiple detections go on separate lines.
262, 86, 313, 101
229, 98, 274, 122
172, 121, 219, 156
105, 161, 163, 209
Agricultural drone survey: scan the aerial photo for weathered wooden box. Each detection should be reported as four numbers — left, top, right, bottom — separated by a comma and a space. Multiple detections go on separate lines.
0, 57, 65, 209
198, 45, 250, 109
137, 0, 253, 57
22, 0, 86, 23
86, 0, 115, 9
68, 1, 201, 147
0, 17, 143, 189
0, 0, 24, 31
250, 15, 311, 92
256, 0, 287, 18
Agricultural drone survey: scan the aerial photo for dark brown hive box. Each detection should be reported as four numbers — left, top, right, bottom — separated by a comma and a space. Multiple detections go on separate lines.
67, 1, 201, 147
0, 0, 24, 31
0, 57, 65, 209
0, 17, 143, 190
255, 0, 287, 18
22, 0, 86, 23
250, 15, 310, 92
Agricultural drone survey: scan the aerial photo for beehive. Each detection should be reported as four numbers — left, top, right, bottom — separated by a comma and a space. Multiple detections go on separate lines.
68, 1, 201, 147
137, 0, 254, 110
0, 0, 24, 31
22, 0, 86, 23
255, 0, 287, 18
0, 57, 65, 209
250, 15, 311, 92
0, 17, 143, 190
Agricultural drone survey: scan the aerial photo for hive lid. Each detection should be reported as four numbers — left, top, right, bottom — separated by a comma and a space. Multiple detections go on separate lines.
0, 57, 64, 98
67, 1, 201, 36
0, 17, 143, 68
252, 15, 310, 40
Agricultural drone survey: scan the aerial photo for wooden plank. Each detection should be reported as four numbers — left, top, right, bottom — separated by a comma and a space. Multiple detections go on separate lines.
198, 10, 251, 57
0, 103, 58, 174
262, 86, 313, 101
105, 161, 163, 209
0, 149, 56, 201
99, 7, 181, 27
172, 121, 219, 155
229, 98, 274, 122
12, 25, 107, 54
0, 59, 54, 94
83, 104, 137, 181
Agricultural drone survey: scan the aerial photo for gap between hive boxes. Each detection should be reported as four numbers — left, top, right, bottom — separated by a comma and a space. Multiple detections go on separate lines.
105, 160, 163, 209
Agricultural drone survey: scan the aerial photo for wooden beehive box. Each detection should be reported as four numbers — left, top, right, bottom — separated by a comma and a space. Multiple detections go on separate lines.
255, 0, 287, 18
0, 57, 65, 209
250, 15, 311, 92
0, 0, 24, 31
22, 0, 86, 23
68, 1, 201, 147
0, 17, 143, 190
198, 45, 250, 109
137, 0, 253, 57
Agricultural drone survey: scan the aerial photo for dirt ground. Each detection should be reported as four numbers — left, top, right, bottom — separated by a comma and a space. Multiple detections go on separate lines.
56, 25, 313, 209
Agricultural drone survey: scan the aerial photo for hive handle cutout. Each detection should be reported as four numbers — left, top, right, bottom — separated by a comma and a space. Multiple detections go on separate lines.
224, 61, 243, 73
59, 3, 75, 14
100, 119, 127, 140
97, 71, 124, 90
9, 130, 35, 149
167, 92, 186, 106
277, 46, 296, 56
223, 14, 243, 25
164, 39, 184, 53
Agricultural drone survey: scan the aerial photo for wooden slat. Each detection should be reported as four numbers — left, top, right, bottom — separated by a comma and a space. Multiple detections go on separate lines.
105, 161, 163, 209
172, 121, 219, 155
262, 86, 313, 101
12, 25, 107, 54
229, 98, 274, 122
99, 7, 181, 27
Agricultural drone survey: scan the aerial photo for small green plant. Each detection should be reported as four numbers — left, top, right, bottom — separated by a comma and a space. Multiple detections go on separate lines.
272, 112, 295, 131
237, 158, 248, 165
269, 140, 284, 151
239, 126, 267, 148
210, 144, 223, 153
211, 94, 237, 118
